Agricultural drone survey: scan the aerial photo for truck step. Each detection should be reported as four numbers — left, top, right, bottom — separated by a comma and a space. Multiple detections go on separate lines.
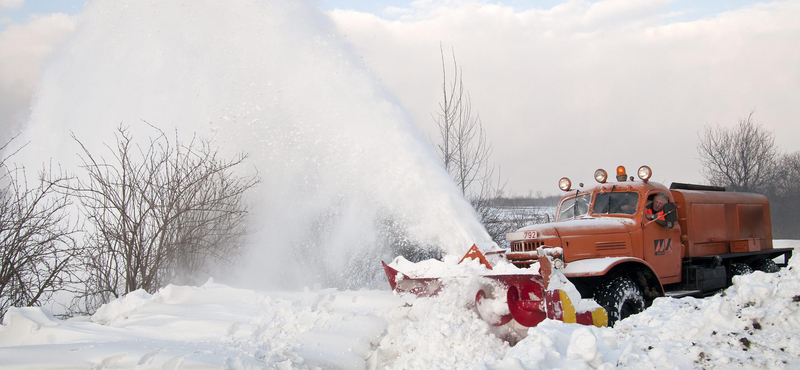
664, 290, 703, 298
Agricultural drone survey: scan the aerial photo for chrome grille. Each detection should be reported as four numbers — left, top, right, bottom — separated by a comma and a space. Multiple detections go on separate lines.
511, 241, 543, 252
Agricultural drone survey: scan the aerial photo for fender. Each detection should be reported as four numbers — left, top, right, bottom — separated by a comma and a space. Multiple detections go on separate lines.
560, 257, 665, 297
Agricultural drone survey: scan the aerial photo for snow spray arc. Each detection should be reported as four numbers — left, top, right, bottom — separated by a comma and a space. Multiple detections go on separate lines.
9, 0, 492, 289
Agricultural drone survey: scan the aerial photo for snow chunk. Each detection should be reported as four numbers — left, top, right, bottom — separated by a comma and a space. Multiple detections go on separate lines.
91, 289, 152, 325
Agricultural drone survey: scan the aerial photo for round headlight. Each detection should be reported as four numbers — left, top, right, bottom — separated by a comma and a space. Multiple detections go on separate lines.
594, 169, 608, 183
558, 177, 572, 191
638, 165, 652, 181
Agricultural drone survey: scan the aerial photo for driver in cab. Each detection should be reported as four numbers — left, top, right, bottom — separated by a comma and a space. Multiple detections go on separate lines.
645, 192, 674, 228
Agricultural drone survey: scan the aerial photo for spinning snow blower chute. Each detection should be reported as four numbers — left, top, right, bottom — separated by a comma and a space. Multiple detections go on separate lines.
382, 245, 609, 328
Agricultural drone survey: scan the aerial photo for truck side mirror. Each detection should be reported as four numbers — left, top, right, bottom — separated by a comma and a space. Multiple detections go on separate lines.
663, 202, 678, 224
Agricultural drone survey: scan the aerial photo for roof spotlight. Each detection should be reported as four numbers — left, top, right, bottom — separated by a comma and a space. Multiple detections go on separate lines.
558, 177, 572, 191
594, 169, 608, 184
638, 165, 652, 182
616, 166, 627, 182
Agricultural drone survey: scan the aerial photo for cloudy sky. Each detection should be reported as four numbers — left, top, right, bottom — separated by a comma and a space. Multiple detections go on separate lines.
2, 0, 799, 194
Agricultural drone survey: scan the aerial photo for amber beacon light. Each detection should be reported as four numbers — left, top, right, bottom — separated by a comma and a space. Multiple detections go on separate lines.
615, 166, 627, 182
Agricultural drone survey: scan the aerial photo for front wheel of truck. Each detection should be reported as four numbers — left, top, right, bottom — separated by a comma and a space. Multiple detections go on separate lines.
593, 276, 645, 327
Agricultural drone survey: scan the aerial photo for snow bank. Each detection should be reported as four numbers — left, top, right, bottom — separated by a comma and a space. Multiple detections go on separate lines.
2, 250, 800, 369
0, 282, 404, 369
371, 276, 510, 370
480, 252, 800, 370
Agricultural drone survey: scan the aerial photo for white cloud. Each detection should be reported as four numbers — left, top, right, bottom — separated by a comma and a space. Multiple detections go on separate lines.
0, 0, 24, 10
329, 0, 800, 194
383, 6, 413, 17
584, 0, 674, 26
0, 13, 75, 145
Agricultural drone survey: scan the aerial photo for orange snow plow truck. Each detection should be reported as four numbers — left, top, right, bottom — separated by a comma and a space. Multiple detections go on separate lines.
382, 165, 793, 328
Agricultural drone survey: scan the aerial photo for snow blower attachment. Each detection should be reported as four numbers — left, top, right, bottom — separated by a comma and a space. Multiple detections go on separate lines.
382, 245, 608, 328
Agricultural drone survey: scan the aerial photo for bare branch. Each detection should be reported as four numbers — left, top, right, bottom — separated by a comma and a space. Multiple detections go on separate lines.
69, 124, 259, 312
1, 142, 80, 319
431, 46, 506, 245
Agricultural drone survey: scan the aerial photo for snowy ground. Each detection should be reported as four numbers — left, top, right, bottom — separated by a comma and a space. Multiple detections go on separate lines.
1, 242, 798, 369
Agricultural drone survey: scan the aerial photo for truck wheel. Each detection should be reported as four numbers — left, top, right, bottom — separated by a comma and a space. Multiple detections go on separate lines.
727, 263, 753, 286
751, 259, 779, 273
730, 263, 753, 276
593, 276, 645, 327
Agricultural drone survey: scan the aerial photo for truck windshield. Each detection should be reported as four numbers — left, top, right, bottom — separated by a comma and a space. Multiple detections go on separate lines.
593, 192, 639, 216
557, 194, 590, 221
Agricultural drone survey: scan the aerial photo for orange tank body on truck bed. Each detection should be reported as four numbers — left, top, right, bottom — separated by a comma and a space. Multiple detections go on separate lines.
671, 188, 773, 258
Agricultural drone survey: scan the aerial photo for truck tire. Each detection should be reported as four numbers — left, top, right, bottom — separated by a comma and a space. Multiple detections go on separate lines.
593, 276, 645, 327
751, 259, 779, 273
730, 263, 753, 276
727, 263, 753, 286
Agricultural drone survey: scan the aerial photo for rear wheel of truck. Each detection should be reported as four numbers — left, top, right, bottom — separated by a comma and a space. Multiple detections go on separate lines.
730, 263, 753, 276
593, 276, 645, 327
727, 263, 753, 285
751, 259, 779, 273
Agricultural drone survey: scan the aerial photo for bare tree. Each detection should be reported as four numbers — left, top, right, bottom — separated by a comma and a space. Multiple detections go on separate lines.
698, 111, 778, 193
0, 138, 79, 319
70, 124, 258, 312
432, 45, 516, 245
433, 45, 494, 196
773, 152, 800, 196
769, 151, 800, 238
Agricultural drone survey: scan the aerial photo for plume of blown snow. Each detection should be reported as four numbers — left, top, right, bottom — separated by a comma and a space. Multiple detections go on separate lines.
5, 0, 492, 289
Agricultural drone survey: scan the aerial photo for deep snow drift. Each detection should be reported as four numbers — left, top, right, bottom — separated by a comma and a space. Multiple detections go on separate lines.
2, 0, 492, 290
2, 244, 798, 369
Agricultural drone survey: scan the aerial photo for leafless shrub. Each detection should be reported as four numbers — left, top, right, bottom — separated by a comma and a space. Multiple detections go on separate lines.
769, 151, 800, 238
70, 124, 258, 312
698, 111, 778, 193
0, 137, 79, 319
773, 152, 800, 196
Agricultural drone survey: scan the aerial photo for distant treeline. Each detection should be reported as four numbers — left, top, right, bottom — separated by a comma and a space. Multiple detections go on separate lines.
488, 194, 561, 208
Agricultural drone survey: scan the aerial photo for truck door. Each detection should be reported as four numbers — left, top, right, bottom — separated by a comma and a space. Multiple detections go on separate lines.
641, 192, 682, 284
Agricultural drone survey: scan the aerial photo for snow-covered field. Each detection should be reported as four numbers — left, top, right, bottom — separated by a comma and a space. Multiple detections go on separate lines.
2, 243, 798, 369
